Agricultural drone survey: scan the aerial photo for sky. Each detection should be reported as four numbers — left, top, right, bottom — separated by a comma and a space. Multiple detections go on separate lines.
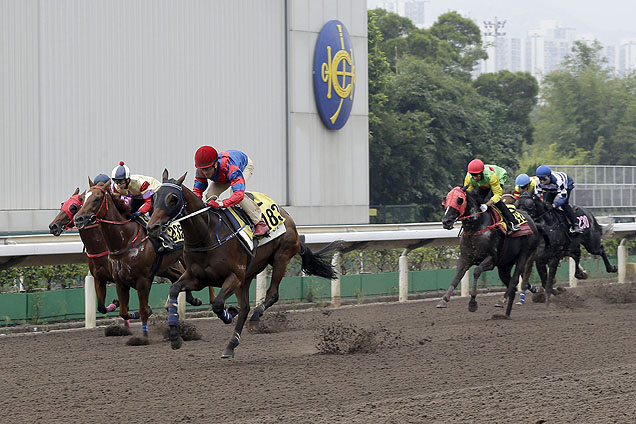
368, 0, 636, 45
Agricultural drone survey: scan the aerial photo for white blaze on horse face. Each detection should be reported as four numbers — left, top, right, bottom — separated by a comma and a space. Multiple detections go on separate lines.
85, 191, 93, 202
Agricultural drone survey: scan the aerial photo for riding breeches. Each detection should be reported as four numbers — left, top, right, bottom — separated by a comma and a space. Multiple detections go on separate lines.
202, 157, 262, 224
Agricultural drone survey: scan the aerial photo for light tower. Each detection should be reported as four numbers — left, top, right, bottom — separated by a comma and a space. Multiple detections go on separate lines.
483, 17, 506, 73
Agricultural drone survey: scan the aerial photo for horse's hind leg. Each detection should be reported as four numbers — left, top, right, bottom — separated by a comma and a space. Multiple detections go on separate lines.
248, 261, 289, 330
115, 284, 133, 326
585, 240, 618, 273
468, 256, 495, 312
495, 265, 512, 308
570, 248, 588, 280
545, 258, 560, 306
222, 283, 251, 359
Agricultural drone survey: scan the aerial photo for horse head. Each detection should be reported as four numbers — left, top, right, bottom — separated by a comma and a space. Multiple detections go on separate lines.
515, 191, 546, 219
147, 169, 187, 240
442, 186, 471, 229
74, 178, 113, 230
49, 188, 85, 236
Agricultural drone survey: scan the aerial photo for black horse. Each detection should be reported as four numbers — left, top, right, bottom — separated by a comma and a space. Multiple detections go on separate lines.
437, 186, 539, 317
515, 191, 617, 305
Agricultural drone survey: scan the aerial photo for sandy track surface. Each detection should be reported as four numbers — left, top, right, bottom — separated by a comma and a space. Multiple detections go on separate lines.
1, 284, 635, 424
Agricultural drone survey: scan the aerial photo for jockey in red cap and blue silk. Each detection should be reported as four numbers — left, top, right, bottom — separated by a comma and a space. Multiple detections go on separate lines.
193, 146, 269, 236
110, 161, 160, 217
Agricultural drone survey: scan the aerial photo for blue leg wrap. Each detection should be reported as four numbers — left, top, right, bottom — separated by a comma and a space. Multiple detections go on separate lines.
129, 311, 140, 319
142, 323, 148, 334
219, 309, 233, 324
528, 284, 538, 293
519, 290, 526, 304
168, 298, 179, 326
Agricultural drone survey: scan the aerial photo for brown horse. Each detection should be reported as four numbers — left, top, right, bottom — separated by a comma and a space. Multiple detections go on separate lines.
73, 179, 205, 337
147, 170, 338, 358
49, 188, 117, 315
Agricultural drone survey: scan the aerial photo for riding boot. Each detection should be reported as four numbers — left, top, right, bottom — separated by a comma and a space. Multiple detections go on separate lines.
494, 201, 521, 234
561, 204, 583, 233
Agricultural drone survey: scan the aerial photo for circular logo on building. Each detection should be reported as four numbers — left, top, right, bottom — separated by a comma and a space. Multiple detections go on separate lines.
313, 20, 356, 130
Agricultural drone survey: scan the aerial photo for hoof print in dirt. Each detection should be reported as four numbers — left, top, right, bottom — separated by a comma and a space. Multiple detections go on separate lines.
491, 313, 510, 320
252, 312, 293, 334
314, 321, 406, 355
126, 336, 150, 346
104, 325, 132, 337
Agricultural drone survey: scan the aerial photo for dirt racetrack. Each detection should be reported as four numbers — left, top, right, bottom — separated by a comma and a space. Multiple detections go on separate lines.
1, 283, 636, 424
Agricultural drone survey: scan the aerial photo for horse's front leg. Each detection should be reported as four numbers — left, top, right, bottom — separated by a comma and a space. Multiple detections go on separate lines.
517, 253, 537, 305
136, 278, 153, 337
167, 271, 200, 350
436, 259, 473, 308
545, 258, 560, 306
222, 283, 251, 359
570, 248, 588, 280
469, 256, 495, 312
115, 284, 132, 326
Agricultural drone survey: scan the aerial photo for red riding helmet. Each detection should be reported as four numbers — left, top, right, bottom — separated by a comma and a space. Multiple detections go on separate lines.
467, 159, 485, 174
195, 146, 219, 169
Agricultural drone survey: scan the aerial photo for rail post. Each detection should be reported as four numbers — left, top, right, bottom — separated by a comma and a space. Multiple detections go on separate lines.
569, 257, 578, 287
256, 270, 268, 306
399, 248, 410, 302
461, 267, 471, 297
618, 238, 627, 284
178, 292, 186, 320
84, 273, 96, 329
331, 252, 341, 307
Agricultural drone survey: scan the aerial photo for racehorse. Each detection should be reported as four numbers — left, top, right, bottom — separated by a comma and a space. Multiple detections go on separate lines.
73, 179, 206, 337
515, 191, 617, 305
49, 188, 118, 315
437, 186, 539, 317
146, 170, 338, 358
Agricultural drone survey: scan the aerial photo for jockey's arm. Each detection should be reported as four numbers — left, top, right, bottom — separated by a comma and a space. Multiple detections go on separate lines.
192, 170, 208, 199
513, 186, 521, 199
137, 180, 156, 214
463, 174, 474, 191
487, 173, 503, 205
221, 171, 247, 208
553, 187, 568, 208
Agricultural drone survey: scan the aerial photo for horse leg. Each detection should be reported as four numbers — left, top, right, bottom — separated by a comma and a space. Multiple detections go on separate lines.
545, 258, 560, 307
469, 256, 495, 312
570, 248, 588, 280
136, 279, 152, 337
95, 279, 108, 314
495, 265, 512, 308
517, 254, 537, 305
248, 261, 287, 330
115, 284, 133, 326
584, 240, 618, 273
222, 283, 251, 359
436, 259, 472, 308
161, 264, 204, 306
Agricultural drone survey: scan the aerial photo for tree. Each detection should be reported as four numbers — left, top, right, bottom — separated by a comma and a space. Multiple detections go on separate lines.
368, 10, 391, 141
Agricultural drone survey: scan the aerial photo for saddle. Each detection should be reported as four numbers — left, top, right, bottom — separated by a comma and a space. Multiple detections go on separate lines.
491, 204, 534, 238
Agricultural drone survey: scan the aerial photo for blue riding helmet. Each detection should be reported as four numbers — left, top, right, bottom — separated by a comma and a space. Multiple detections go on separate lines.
515, 173, 531, 187
536, 165, 552, 178
93, 174, 110, 185
111, 161, 130, 180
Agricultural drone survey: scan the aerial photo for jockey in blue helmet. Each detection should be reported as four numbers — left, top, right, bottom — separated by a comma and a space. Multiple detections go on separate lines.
513, 173, 539, 200
93, 173, 110, 185
535, 165, 582, 233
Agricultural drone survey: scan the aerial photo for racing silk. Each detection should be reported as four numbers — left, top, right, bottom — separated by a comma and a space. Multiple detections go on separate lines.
536, 171, 574, 208
111, 174, 160, 214
193, 150, 248, 207
513, 176, 540, 199
463, 164, 508, 204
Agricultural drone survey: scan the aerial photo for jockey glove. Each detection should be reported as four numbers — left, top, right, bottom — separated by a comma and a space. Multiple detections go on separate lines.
207, 200, 223, 209
480, 204, 488, 212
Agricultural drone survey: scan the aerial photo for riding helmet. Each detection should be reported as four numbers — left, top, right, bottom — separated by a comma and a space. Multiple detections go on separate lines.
515, 173, 531, 187
467, 159, 485, 174
111, 161, 130, 180
93, 173, 110, 184
536, 165, 552, 178
195, 146, 219, 169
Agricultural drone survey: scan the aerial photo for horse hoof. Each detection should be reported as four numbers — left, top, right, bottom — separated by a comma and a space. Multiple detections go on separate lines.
575, 271, 588, 280
247, 319, 261, 332
515, 301, 525, 305
468, 301, 478, 312
494, 300, 505, 308
610, 266, 618, 273
171, 337, 183, 350
436, 299, 448, 309
189, 297, 202, 306
227, 306, 239, 318
221, 348, 235, 359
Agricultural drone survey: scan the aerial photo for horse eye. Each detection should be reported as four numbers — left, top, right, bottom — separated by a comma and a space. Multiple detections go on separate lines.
70, 204, 78, 213
456, 198, 464, 205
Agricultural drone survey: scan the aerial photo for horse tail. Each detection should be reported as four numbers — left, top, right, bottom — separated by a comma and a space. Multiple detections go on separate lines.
599, 220, 614, 239
297, 236, 343, 280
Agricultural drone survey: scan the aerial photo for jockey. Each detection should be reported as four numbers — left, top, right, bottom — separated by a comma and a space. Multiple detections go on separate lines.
513, 173, 539, 199
193, 146, 269, 236
464, 159, 521, 234
93, 173, 111, 185
535, 165, 583, 234
110, 161, 175, 251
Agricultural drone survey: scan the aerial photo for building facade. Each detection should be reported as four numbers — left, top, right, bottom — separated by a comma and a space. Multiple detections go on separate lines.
0, 0, 369, 233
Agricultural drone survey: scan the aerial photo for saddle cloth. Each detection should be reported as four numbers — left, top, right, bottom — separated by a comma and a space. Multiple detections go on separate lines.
220, 192, 287, 250
491, 204, 534, 238
135, 214, 185, 252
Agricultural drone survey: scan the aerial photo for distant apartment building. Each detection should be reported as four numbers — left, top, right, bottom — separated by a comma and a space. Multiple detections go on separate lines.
404, 1, 427, 28
618, 39, 636, 74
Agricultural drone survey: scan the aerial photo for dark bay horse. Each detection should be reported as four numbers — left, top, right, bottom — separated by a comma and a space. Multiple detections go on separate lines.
73, 179, 204, 337
515, 191, 617, 305
146, 170, 338, 358
49, 188, 117, 315
437, 186, 539, 317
